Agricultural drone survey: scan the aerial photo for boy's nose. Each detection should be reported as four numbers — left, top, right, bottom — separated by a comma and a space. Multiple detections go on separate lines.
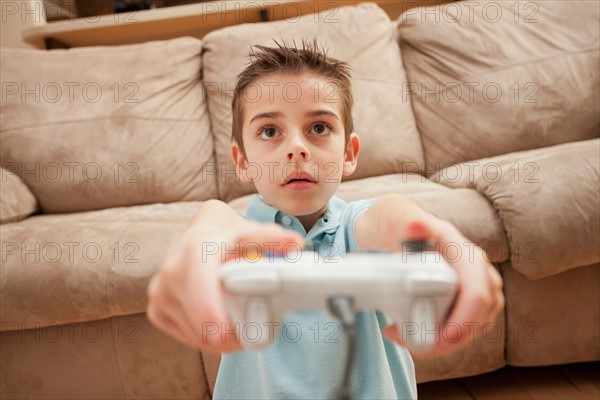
286, 136, 311, 161
288, 149, 309, 160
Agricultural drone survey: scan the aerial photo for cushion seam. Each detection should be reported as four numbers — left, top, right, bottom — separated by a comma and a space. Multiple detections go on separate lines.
464, 47, 599, 81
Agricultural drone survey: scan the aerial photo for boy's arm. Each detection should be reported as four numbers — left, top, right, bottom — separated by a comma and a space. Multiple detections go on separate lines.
147, 199, 304, 353
354, 194, 504, 357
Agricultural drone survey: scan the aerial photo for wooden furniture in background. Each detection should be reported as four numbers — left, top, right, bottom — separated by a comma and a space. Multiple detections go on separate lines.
24, 0, 455, 49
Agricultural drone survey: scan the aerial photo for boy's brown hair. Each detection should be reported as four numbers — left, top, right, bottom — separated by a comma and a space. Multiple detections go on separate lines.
231, 39, 354, 155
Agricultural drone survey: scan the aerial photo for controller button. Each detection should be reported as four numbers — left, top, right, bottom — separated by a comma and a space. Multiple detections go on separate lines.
243, 251, 262, 262
226, 270, 281, 295
281, 216, 292, 225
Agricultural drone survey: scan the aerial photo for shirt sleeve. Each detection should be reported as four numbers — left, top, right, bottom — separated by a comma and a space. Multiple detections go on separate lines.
343, 198, 375, 253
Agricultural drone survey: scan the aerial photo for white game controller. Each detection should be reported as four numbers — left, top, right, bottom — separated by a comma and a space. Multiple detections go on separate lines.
220, 250, 458, 351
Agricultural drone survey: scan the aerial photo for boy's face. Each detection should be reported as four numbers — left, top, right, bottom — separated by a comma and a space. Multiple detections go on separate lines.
232, 72, 360, 223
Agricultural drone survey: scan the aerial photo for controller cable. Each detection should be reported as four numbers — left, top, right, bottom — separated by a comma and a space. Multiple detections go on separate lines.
327, 296, 357, 400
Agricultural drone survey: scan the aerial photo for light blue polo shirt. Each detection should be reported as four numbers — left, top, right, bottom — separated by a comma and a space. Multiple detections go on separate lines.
213, 194, 417, 400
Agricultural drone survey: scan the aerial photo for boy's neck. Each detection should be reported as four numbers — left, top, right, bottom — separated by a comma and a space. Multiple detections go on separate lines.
296, 206, 328, 233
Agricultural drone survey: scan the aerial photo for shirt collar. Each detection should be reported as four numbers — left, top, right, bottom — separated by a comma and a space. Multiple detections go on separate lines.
245, 194, 344, 240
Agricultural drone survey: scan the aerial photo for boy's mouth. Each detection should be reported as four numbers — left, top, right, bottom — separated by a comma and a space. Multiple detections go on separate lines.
282, 171, 317, 186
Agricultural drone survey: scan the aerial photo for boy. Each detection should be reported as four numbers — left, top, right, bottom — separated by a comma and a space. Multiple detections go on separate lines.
147, 41, 503, 399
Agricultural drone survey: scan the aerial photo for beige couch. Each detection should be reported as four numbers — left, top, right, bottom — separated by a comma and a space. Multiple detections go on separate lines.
1, 2, 598, 398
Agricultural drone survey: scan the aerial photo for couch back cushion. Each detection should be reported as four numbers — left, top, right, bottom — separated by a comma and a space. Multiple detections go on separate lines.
202, 3, 424, 202
397, 0, 600, 172
0, 37, 217, 213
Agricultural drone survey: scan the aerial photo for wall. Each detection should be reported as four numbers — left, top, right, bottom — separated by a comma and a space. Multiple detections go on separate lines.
1, 0, 46, 48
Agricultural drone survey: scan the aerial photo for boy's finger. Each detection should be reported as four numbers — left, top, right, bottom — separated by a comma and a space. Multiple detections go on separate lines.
147, 302, 193, 348
184, 267, 243, 352
149, 275, 203, 347
180, 244, 233, 333
435, 293, 490, 353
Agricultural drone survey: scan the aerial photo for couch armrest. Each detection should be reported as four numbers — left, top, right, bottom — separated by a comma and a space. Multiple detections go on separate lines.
0, 167, 38, 224
430, 139, 600, 280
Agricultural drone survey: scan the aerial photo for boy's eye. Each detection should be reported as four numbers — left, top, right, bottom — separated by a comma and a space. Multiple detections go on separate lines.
311, 123, 331, 135
258, 127, 280, 140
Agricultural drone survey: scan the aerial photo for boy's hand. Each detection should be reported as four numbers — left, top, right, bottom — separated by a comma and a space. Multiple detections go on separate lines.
356, 194, 504, 357
382, 217, 505, 358
147, 220, 304, 353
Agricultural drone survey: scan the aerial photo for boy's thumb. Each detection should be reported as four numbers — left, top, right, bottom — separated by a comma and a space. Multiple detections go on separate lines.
403, 220, 439, 252
253, 225, 305, 255
406, 221, 432, 241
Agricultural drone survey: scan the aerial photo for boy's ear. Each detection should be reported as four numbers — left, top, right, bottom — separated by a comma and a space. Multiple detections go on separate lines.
231, 141, 254, 183
342, 132, 360, 176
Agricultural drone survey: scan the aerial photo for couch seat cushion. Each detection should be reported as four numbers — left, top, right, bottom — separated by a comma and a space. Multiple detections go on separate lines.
0, 167, 38, 224
0, 202, 201, 331
203, 3, 424, 202
228, 174, 509, 261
